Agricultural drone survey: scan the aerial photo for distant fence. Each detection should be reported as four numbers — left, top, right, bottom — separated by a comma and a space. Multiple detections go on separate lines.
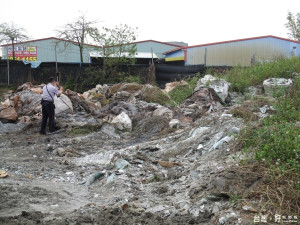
156, 64, 206, 87
0, 60, 153, 91
0, 60, 209, 90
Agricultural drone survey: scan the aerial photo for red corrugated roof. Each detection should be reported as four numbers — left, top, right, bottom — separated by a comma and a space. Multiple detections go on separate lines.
129, 40, 183, 47
163, 35, 300, 55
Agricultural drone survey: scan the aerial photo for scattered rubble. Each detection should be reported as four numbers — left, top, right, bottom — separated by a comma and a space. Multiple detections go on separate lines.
164, 81, 188, 92
194, 74, 230, 102
0, 75, 281, 225
263, 77, 293, 96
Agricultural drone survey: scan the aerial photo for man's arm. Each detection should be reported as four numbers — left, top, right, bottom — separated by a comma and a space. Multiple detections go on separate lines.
58, 87, 63, 97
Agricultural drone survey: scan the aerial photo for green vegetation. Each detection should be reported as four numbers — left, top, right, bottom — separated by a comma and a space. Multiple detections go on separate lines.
67, 124, 103, 136
147, 174, 162, 183
222, 57, 300, 92
168, 74, 201, 106
142, 85, 170, 106
285, 11, 300, 41
241, 77, 300, 172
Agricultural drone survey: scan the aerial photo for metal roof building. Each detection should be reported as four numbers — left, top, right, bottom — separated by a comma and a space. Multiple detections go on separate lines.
1, 38, 182, 64
0, 37, 97, 63
164, 36, 300, 66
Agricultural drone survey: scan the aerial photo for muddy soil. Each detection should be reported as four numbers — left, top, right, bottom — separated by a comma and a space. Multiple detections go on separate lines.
0, 110, 259, 225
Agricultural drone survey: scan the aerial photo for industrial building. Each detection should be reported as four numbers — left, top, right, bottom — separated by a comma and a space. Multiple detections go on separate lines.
164, 35, 300, 66
0, 37, 96, 63
0, 38, 184, 64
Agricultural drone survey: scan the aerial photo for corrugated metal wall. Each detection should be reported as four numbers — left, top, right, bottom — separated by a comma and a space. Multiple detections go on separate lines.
2, 39, 179, 63
134, 41, 180, 59
185, 37, 300, 66
2, 39, 95, 63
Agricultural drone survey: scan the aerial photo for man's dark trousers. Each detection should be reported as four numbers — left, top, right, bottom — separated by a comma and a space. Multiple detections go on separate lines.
41, 101, 55, 133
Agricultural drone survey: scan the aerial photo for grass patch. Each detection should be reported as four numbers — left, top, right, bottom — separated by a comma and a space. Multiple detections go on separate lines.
168, 74, 201, 106
67, 124, 103, 136
240, 78, 300, 171
234, 78, 300, 216
222, 57, 300, 92
142, 85, 171, 105
229, 106, 258, 122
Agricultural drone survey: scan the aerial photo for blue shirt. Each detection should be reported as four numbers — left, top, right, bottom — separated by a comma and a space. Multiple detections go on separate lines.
42, 83, 59, 102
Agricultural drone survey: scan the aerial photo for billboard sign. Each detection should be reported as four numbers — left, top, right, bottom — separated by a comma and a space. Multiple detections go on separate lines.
8, 46, 37, 61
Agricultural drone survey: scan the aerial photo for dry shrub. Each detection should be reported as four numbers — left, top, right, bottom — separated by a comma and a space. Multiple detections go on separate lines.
110, 84, 122, 94
229, 106, 258, 122
141, 85, 170, 105
240, 163, 300, 217
119, 83, 143, 93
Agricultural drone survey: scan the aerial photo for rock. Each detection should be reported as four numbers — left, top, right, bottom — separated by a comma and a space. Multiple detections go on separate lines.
164, 81, 188, 92
106, 172, 115, 183
153, 106, 173, 119
54, 94, 73, 114
0, 120, 26, 133
86, 171, 106, 186
19, 116, 30, 123
110, 102, 138, 117
182, 88, 224, 119
194, 75, 230, 102
16, 82, 33, 92
213, 177, 227, 190
146, 205, 165, 213
0, 170, 8, 178
1, 99, 12, 107
115, 159, 130, 169
18, 90, 42, 116
0, 106, 18, 122
156, 161, 180, 168
65, 89, 99, 114
211, 136, 233, 151
100, 123, 120, 139
30, 87, 43, 94
212, 205, 220, 213
169, 119, 180, 128
134, 115, 169, 134
263, 78, 293, 96
112, 91, 131, 102
259, 105, 268, 114
111, 112, 132, 131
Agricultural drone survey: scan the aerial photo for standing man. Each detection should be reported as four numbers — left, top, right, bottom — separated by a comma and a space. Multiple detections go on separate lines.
40, 77, 63, 135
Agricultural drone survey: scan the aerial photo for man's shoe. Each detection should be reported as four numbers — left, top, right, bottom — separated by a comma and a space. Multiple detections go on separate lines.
39, 131, 46, 135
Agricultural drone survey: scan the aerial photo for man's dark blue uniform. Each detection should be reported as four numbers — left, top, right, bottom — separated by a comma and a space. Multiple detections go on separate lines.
41, 100, 56, 134
40, 77, 62, 135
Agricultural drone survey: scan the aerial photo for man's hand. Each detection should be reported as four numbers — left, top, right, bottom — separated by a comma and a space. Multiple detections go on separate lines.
58, 88, 63, 97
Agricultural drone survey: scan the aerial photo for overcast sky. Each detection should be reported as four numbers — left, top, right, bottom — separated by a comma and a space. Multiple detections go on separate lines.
0, 0, 299, 46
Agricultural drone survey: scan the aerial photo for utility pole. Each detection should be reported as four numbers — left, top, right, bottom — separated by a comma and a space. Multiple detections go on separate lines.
6, 45, 10, 86
55, 44, 58, 73
151, 47, 154, 64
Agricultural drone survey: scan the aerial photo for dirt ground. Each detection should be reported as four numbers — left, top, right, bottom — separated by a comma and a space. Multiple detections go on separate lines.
0, 109, 263, 225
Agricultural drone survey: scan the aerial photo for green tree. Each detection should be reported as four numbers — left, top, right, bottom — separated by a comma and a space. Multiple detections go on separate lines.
56, 14, 97, 63
0, 22, 28, 60
285, 11, 300, 41
91, 24, 138, 80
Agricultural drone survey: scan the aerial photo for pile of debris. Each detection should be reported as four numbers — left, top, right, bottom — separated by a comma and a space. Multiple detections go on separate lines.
0, 74, 297, 225
0, 82, 73, 124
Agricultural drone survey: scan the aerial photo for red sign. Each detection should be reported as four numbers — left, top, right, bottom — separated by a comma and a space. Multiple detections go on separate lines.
8, 46, 37, 61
